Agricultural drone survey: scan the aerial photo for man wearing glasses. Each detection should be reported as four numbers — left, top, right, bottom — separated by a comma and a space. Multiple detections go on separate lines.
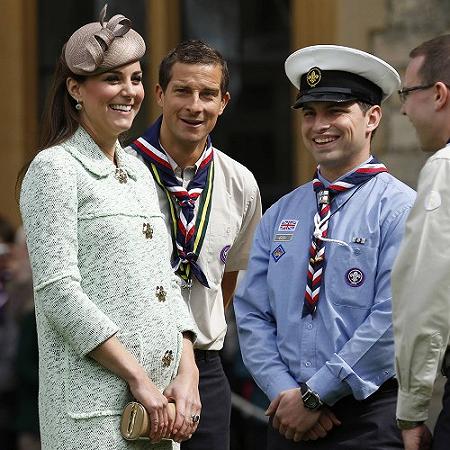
392, 34, 450, 450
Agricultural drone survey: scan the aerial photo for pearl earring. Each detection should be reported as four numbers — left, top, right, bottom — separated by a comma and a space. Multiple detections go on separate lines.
75, 101, 83, 111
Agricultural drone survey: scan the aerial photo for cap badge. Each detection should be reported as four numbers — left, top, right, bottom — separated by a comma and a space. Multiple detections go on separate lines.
306, 67, 321, 87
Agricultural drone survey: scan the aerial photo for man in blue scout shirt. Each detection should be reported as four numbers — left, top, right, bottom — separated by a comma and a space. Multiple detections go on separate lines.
234, 45, 416, 449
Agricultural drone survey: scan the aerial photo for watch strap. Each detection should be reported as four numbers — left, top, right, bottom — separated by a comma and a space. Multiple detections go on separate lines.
299, 382, 323, 410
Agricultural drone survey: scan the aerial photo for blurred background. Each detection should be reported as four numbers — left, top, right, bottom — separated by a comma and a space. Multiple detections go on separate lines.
1, 0, 450, 448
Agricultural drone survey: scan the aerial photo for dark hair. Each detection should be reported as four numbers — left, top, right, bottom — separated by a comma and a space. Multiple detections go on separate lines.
357, 100, 373, 114
158, 39, 229, 96
16, 47, 86, 195
410, 34, 450, 85
0, 216, 15, 244
38, 47, 87, 151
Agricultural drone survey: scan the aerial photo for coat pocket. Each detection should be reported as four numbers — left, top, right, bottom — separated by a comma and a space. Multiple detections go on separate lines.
64, 330, 142, 419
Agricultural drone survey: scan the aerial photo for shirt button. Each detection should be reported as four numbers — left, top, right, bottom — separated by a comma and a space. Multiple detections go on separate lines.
353, 248, 361, 255
306, 323, 313, 330
143, 222, 153, 239
305, 361, 311, 367
162, 350, 174, 367
155, 286, 167, 302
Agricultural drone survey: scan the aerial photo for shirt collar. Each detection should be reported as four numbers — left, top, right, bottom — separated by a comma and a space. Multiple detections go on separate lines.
160, 140, 209, 173
64, 126, 137, 180
318, 156, 373, 187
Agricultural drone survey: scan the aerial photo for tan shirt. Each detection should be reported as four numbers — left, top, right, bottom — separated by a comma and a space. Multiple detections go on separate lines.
127, 146, 262, 350
392, 145, 450, 421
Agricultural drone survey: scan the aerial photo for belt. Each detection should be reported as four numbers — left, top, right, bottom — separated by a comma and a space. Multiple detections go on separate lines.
194, 349, 220, 361
377, 377, 398, 392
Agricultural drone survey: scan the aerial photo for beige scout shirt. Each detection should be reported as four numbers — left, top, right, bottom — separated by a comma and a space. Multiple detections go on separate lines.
127, 146, 262, 350
392, 145, 450, 422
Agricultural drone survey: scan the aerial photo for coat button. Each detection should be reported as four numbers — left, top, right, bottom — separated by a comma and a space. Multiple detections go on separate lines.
155, 286, 167, 302
162, 350, 174, 367
143, 222, 153, 239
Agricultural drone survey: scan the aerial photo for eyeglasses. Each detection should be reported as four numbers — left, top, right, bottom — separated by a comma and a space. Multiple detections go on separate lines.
398, 83, 435, 103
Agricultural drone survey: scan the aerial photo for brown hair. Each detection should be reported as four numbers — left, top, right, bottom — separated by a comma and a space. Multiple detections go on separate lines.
16, 47, 86, 195
158, 39, 229, 96
410, 34, 450, 85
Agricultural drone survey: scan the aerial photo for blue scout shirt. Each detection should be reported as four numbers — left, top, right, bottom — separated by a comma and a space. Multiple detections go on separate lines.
234, 166, 416, 406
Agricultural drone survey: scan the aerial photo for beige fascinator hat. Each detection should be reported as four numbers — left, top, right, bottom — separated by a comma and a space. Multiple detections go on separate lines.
64, 5, 146, 76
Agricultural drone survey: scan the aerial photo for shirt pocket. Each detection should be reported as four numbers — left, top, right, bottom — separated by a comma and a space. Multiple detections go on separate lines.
64, 330, 141, 419
325, 243, 377, 309
204, 230, 229, 286
205, 221, 240, 286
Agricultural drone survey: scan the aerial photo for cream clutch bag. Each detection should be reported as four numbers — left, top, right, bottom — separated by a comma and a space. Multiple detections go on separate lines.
120, 401, 176, 440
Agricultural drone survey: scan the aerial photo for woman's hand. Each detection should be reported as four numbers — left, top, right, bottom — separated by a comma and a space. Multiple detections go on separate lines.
128, 372, 174, 442
163, 335, 201, 442
88, 335, 175, 443
164, 370, 201, 442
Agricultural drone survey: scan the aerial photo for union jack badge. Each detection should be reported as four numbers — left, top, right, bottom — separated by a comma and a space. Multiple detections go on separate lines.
278, 219, 298, 232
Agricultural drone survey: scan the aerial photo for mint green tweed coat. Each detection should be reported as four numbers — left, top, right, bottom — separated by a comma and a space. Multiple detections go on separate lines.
20, 127, 196, 449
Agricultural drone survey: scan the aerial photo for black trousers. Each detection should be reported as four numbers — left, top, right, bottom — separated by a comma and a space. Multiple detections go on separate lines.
267, 379, 403, 450
181, 350, 231, 450
433, 377, 450, 449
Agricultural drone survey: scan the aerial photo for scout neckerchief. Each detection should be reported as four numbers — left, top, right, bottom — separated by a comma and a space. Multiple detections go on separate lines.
303, 157, 388, 317
131, 116, 213, 288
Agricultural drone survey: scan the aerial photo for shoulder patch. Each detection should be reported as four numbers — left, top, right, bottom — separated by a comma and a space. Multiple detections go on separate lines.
424, 190, 441, 211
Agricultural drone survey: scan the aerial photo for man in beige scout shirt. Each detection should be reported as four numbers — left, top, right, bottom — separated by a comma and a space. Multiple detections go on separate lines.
128, 39, 262, 450
392, 34, 450, 450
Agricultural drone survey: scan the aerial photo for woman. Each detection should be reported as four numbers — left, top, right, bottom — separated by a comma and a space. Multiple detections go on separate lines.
19, 7, 200, 449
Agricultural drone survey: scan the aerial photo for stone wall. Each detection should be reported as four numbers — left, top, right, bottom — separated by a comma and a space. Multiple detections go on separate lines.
372, 0, 450, 188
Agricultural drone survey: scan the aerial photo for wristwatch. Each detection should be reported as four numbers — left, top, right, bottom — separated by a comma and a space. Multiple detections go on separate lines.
396, 419, 424, 430
299, 383, 323, 411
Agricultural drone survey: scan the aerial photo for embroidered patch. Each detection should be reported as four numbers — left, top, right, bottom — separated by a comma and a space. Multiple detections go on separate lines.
424, 190, 441, 211
346, 268, 364, 287
272, 245, 286, 262
220, 245, 231, 264
278, 220, 298, 231
306, 67, 321, 87
274, 234, 293, 242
